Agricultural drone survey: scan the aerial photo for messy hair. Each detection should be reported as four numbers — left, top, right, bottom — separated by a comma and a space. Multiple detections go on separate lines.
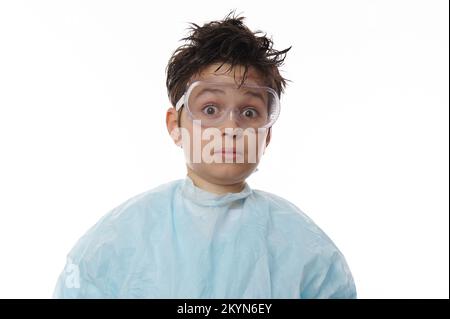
165, 10, 292, 108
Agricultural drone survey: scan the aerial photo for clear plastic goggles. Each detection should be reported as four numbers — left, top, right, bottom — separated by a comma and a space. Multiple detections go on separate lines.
175, 80, 280, 129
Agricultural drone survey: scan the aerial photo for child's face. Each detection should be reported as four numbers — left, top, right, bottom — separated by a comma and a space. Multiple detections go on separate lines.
167, 63, 272, 186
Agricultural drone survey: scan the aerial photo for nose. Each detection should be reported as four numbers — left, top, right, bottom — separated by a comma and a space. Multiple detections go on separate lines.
218, 110, 241, 137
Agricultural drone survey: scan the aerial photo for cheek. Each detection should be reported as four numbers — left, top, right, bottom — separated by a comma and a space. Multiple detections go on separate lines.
244, 131, 267, 154
180, 122, 209, 163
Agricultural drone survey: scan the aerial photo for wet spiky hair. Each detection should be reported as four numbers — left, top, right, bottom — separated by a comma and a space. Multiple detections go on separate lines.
166, 10, 291, 107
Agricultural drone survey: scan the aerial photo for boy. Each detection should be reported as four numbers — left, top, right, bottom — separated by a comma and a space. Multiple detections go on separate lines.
53, 12, 357, 299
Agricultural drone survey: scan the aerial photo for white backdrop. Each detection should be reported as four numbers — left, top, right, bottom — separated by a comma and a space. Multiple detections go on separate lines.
0, 0, 448, 299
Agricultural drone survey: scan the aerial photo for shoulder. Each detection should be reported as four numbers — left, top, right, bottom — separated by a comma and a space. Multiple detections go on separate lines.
54, 179, 184, 297
250, 189, 357, 298
69, 179, 182, 261
54, 179, 182, 297
251, 189, 335, 249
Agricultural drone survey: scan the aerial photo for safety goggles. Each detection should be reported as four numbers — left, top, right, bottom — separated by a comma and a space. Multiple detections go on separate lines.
175, 80, 280, 129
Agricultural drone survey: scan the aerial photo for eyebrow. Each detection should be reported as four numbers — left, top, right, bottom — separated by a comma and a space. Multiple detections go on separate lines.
244, 90, 267, 104
194, 88, 267, 104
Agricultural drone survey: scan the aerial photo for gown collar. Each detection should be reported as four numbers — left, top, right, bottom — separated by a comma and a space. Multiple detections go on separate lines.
180, 174, 252, 206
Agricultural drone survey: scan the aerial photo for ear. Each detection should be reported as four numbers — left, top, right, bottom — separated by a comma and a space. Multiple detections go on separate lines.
166, 107, 182, 147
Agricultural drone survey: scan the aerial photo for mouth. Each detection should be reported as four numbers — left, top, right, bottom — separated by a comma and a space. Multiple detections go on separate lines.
213, 148, 243, 159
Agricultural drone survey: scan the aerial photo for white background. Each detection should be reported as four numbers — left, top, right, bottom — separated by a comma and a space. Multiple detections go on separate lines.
0, 0, 448, 298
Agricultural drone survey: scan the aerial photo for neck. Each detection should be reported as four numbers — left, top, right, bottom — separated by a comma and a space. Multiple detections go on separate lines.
186, 168, 246, 195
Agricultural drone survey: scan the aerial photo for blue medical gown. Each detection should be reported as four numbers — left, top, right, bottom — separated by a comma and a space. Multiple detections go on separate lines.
53, 176, 357, 298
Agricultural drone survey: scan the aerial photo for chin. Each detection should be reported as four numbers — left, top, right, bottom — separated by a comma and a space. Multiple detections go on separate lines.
205, 163, 256, 185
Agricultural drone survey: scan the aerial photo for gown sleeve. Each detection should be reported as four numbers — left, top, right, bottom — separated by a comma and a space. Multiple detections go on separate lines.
299, 249, 357, 299
52, 213, 121, 298
52, 256, 106, 298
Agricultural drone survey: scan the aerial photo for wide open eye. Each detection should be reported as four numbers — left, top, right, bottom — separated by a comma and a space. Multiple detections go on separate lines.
202, 104, 219, 116
241, 107, 259, 118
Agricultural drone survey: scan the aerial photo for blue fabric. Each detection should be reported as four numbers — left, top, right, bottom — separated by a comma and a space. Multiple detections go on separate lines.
53, 176, 357, 298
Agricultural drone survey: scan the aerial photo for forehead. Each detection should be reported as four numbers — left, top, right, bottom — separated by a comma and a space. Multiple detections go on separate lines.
190, 63, 266, 87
